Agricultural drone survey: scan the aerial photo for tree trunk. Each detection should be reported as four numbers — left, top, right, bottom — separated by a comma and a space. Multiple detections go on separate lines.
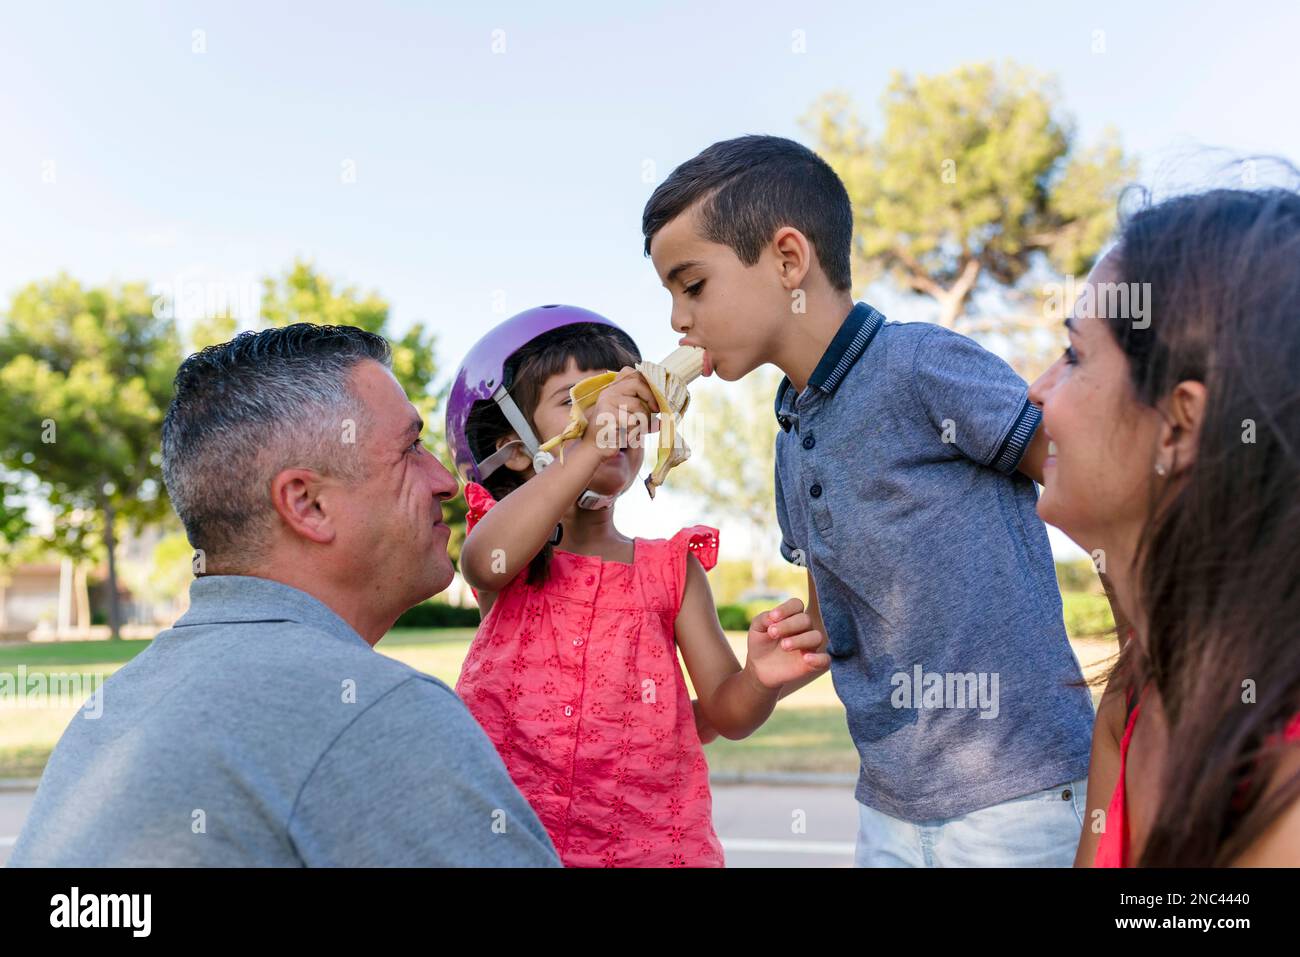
103, 500, 122, 641
937, 258, 983, 328
75, 562, 91, 633
938, 295, 964, 328
750, 522, 773, 591
57, 557, 73, 634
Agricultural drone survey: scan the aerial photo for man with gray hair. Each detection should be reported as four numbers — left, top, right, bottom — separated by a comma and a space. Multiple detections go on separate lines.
10, 324, 559, 866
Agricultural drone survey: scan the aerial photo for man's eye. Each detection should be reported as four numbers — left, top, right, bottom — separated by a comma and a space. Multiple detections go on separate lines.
684, 280, 704, 298
1062, 345, 1078, 365
409, 438, 425, 453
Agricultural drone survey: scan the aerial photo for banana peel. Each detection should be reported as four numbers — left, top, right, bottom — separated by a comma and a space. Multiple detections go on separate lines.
537, 345, 706, 498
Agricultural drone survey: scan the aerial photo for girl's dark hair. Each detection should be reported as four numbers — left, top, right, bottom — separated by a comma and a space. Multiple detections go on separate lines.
1109, 175, 1300, 865
464, 323, 640, 585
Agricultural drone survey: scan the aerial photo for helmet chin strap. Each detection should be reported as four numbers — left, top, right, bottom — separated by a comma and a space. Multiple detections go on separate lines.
529, 449, 626, 510
480, 386, 630, 510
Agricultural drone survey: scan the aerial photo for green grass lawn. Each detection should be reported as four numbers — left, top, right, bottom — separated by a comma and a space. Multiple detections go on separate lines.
0, 625, 1117, 780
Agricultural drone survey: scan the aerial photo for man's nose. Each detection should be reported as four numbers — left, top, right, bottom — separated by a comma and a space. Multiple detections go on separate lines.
428, 456, 459, 502
670, 303, 690, 335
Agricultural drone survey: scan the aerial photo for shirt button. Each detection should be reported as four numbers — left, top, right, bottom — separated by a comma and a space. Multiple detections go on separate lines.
563, 705, 574, 717
802, 435, 815, 450
809, 483, 823, 498
572, 637, 584, 647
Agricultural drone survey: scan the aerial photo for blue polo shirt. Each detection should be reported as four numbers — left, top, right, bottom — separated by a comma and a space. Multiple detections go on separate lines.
10, 576, 559, 866
773, 302, 1094, 822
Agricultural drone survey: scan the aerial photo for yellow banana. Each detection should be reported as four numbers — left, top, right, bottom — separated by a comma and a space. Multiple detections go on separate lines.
537, 345, 706, 498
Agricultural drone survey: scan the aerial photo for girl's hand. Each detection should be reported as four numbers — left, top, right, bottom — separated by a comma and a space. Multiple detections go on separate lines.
746, 598, 830, 689
582, 367, 658, 460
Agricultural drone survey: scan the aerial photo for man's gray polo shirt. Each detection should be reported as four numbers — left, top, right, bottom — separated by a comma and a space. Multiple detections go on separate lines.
773, 302, 1094, 822
10, 575, 559, 866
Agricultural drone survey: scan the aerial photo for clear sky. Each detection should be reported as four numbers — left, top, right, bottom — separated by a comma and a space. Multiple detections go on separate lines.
3, 1, 1297, 557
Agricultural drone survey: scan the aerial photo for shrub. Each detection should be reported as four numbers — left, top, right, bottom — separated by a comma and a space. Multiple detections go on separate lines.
715, 604, 751, 631
1056, 559, 1104, 594
393, 601, 481, 629
1061, 591, 1116, 638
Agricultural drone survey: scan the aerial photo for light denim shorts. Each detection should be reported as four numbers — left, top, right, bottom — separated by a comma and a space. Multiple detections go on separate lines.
854, 777, 1087, 867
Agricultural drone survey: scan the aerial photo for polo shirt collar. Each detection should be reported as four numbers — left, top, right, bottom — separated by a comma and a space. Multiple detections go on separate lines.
775, 301, 886, 429
174, 574, 369, 648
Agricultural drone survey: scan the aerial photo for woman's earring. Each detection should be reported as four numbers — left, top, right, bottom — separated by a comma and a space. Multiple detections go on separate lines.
1154, 462, 1168, 476
548, 524, 563, 546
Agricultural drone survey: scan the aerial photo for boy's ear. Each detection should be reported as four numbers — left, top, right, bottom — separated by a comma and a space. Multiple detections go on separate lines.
495, 433, 535, 474
771, 225, 813, 290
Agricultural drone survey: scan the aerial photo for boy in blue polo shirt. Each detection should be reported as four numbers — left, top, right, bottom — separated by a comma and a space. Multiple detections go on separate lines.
643, 135, 1095, 867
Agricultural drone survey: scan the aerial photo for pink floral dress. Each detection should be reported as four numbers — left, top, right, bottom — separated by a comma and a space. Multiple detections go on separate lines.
455, 482, 726, 867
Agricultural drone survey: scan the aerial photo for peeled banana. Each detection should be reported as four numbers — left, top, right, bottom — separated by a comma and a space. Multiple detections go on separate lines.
538, 345, 706, 498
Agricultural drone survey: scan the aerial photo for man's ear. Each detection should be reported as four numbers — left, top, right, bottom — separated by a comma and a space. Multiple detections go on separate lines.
1158, 379, 1208, 475
771, 225, 813, 290
496, 434, 535, 474
270, 468, 336, 545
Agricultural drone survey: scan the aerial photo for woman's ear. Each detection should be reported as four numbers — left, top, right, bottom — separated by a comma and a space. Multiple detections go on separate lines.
495, 433, 535, 474
1158, 379, 1208, 475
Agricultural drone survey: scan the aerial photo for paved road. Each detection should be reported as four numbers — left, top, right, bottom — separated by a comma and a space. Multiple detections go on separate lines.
0, 782, 857, 868
714, 783, 857, 867
0, 790, 33, 868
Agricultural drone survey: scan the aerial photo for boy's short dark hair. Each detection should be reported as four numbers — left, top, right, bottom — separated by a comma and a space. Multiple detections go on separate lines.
641, 135, 853, 291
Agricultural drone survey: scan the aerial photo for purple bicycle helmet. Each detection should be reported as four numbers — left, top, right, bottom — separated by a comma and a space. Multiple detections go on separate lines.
446, 304, 639, 486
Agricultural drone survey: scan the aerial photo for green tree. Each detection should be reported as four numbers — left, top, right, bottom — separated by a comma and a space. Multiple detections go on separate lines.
115, 525, 194, 612
258, 261, 468, 562
1, 478, 32, 627
0, 274, 183, 638
0, 477, 31, 569
670, 370, 784, 591
806, 62, 1136, 372
188, 313, 240, 352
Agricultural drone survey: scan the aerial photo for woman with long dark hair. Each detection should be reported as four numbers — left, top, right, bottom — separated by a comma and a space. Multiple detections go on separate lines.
1029, 181, 1300, 866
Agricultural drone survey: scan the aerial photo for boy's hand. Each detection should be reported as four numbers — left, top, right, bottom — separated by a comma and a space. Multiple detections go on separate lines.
583, 367, 659, 460
745, 598, 830, 690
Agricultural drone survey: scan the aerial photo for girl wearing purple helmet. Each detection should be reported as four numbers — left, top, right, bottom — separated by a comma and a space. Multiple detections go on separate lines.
446, 305, 828, 867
